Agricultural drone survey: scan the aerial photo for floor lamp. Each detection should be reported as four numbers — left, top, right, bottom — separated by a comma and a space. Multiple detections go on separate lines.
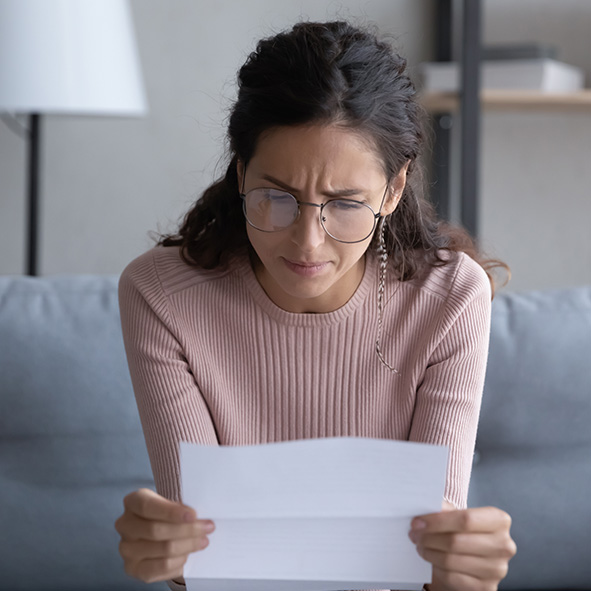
0, 0, 147, 275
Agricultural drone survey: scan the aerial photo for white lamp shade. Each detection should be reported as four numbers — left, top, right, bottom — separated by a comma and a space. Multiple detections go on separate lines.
0, 0, 147, 115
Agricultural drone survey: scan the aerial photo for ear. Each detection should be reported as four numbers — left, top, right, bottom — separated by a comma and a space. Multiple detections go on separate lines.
381, 160, 410, 216
236, 159, 245, 192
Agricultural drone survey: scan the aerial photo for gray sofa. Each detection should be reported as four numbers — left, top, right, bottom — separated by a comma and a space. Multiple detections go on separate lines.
1, 273, 590, 590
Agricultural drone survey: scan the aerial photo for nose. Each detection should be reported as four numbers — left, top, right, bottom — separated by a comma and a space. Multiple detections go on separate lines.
289, 202, 325, 252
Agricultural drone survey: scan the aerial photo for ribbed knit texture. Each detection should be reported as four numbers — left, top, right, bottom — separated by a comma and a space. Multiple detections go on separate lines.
119, 245, 491, 514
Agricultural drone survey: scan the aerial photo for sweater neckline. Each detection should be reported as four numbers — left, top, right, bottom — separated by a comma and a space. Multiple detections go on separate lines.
233, 249, 377, 327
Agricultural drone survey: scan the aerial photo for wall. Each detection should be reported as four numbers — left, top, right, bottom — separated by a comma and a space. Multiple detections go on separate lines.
478, 0, 591, 292
0, 0, 589, 293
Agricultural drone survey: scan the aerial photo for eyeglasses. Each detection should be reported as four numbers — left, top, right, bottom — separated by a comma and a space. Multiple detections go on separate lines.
240, 186, 388, 244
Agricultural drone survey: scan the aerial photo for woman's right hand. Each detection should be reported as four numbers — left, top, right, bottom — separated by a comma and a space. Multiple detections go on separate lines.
115, 488, 215, 584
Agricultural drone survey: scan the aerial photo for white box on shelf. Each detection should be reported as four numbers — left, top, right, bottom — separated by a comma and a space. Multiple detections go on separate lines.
418, 59, 584, 93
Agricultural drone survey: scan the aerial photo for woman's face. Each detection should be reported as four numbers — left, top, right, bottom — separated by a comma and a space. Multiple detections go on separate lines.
237, 124, 408, 313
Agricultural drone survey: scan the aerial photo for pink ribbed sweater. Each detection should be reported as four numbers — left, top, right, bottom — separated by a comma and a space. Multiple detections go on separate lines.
119, 245, 491, 514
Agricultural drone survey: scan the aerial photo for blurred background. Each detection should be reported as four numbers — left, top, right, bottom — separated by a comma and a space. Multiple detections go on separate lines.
1, 0, 590, 292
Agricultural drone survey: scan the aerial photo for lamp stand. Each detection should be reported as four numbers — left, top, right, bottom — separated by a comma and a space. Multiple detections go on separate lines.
26, 113, 41, 276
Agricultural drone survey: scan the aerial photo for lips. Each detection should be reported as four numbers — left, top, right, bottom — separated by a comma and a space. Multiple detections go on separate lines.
282, 257, 330, 277
285, 259, 328, 267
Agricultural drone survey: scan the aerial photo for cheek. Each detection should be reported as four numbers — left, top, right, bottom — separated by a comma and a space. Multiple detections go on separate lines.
346, 243, 372, 265
246, 224, 261, 249
246, 225, 280, 257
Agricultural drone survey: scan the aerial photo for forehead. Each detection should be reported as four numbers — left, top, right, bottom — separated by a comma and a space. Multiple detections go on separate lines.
249, 124, 386, 185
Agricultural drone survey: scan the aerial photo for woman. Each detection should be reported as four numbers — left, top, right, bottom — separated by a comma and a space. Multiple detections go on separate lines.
115, 21, 516, 591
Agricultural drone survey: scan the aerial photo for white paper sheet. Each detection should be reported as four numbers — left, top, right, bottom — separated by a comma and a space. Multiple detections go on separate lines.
180, 437, 448, 591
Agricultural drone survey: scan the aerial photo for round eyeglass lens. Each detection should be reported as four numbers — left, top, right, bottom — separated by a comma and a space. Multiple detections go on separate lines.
322, 200, 377, 242
243, 188, 298, 231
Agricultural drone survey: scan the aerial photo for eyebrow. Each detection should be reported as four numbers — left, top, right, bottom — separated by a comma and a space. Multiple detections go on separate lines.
260, 174, 364, 198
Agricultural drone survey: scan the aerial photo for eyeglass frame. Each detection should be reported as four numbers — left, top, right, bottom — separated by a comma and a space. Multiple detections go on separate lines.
239, 169, 390, 244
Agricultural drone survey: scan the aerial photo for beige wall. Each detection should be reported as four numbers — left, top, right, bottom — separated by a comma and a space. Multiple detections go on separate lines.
479, 0, 591, 292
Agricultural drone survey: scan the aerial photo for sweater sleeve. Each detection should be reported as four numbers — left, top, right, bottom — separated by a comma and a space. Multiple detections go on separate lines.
408, 258, 492, 509
118, 253, 219, 505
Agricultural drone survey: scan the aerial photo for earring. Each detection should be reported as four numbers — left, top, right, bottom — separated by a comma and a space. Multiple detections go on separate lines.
375, 218, 400, 374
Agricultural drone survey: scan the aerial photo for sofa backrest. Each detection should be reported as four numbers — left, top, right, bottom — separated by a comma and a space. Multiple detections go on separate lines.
1, 275, 590, 590
0, 275, 167, 590
468, 285, 591, 590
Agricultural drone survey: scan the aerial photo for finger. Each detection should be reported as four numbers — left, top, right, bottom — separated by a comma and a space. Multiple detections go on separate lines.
119, 535, 210, 561
411, 506, 512, 534
127, 555, 188, 584
411, 530, 517, 559
418, 546, 510, 582
124, 488, 198, 523
432, 567, 500, 591
120, 514, 214, 542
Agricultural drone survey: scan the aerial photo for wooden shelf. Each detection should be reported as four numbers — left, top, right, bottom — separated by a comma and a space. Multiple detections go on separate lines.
420, 90, 591, 113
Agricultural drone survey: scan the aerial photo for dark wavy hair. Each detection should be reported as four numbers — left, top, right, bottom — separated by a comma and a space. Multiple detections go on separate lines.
158, 20, 509, 297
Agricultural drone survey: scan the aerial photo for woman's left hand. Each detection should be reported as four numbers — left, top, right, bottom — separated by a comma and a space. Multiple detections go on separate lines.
408, 501, 517, 591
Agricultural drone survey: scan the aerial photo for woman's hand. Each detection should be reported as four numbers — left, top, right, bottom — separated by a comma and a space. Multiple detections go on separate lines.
408, 501, 517, 591
114, 488, 215, 584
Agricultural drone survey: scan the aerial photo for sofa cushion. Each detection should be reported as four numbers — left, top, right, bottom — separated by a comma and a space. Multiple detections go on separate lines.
0, 275, 167, 591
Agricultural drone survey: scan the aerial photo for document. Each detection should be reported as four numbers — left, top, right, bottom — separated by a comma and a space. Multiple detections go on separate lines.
180, 437, 448, 591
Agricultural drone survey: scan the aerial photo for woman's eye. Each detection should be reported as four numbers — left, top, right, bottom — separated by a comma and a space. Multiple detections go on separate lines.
332, 200, 362, 210
268, 192, 293, 203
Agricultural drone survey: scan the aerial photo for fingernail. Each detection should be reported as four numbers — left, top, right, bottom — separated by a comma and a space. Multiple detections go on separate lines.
204, 521, 215, 533
412, 519, 427, 530
408, 530, 420, 543
183, 511, 197, 523
199, 536, 210, 550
